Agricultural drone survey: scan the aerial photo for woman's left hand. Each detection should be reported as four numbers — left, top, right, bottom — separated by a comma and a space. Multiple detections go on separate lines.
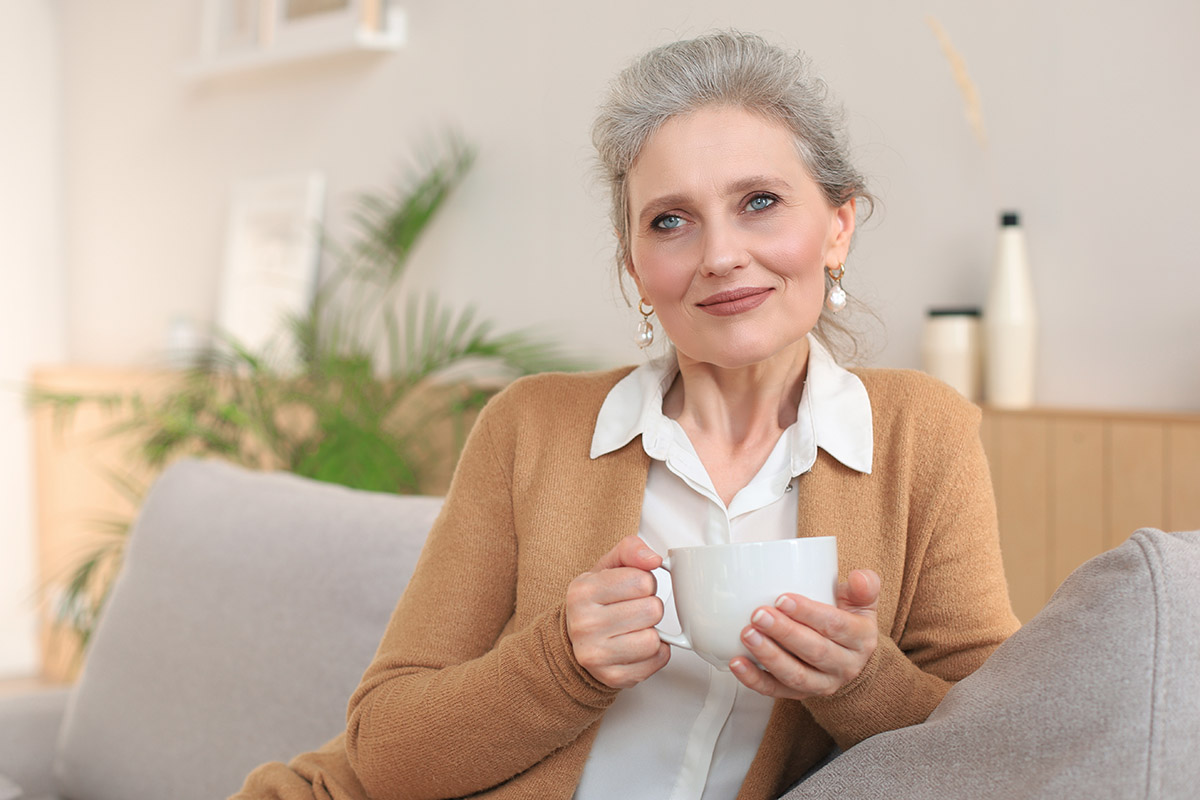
730, 569, 880, 700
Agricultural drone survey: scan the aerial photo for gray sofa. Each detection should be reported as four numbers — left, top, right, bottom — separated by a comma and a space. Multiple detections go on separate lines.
0, 459, 442, 800
1, 459, 1196, 799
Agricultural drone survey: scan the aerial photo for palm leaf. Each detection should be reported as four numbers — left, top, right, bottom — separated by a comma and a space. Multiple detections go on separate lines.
27, 130, 585, 663
347, 138, 475, 287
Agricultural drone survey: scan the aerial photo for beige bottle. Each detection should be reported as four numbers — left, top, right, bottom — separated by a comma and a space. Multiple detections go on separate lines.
983, 211, 1037, 408
922, 308, 982, 403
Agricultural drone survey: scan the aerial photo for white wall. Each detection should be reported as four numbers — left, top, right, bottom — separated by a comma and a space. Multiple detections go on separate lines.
0, 0, 65, 677
52, 0, 1200, 411
53, 0, 1200, 411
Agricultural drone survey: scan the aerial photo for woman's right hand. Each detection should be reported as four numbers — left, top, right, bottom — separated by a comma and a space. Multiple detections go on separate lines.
565, 535, 671, 689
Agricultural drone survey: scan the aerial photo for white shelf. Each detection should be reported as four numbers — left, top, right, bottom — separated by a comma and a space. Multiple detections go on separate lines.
184, 2, 405, 82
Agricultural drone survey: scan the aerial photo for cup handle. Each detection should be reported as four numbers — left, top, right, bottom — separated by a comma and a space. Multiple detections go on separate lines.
657, 628, 691, 649
652, 555, 693, 651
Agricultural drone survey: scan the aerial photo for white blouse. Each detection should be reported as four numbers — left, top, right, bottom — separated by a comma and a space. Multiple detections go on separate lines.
574, 335, 873, 800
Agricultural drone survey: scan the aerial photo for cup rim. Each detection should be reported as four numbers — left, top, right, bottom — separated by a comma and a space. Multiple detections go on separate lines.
666, 535, 836, 557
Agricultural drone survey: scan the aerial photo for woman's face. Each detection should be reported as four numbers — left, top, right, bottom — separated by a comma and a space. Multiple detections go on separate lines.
625, 105, 855, 370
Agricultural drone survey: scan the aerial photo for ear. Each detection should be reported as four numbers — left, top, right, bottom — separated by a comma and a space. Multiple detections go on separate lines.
624, 248, 648, 303
826, 197, 857, 267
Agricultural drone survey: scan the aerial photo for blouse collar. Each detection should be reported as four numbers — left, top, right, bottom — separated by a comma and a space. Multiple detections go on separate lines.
590, 334, 873, 476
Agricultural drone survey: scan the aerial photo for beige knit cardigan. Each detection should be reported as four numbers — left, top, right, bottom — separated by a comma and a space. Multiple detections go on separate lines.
233, 366, 1020, 800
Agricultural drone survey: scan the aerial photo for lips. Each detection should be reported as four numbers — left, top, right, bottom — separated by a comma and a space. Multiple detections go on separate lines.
696, 287, 773, 316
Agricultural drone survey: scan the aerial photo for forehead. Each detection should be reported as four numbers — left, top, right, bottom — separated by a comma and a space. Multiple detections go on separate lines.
627, 106, 810, 207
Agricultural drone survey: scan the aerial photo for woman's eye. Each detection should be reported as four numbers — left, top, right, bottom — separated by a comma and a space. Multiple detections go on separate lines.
747, 195, 775, 211
654, 214, 684, 230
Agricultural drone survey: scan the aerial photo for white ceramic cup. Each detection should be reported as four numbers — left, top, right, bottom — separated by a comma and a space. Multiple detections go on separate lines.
655, 537, 838, 671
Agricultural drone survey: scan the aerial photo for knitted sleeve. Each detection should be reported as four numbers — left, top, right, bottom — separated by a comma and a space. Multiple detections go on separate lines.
803, 377, 1020, 748
229, 734, 367, 800
344, 388, 619, 800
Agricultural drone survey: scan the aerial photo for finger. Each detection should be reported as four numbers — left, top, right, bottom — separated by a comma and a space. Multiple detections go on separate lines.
593, 640, 672, 690
584, 627, 668, 669
729, 655, 789, 697
576, 567, 658, 606
583, 594, 663, 637
731, 633, 834, 699
749, 606, 853, 674
837, 569, 880, 611
592, 534, 662, 573
768, 596, 874, 652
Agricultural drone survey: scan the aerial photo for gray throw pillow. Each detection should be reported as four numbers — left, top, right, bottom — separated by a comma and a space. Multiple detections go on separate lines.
0, 773, 22, 800
785, 528, 1200, 799
53, 460, 442, 800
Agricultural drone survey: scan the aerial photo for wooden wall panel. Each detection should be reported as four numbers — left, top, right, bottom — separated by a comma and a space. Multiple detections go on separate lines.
984, 408, 1200, 623
1049, 420, 1105, 590
32, 367, 174, 682
1108, 422, 1166, 546
1166, 423, 1200, 532
991, 414, 1051, 622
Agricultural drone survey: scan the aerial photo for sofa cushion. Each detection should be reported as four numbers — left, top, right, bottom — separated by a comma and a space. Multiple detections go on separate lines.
0, 773, 22, 800
53, 460, 442, 800
785, 528, 1200, 799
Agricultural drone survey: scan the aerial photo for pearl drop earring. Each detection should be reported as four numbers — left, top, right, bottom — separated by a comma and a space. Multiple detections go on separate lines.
635, 299, 655, 348
825, 263, 847, 312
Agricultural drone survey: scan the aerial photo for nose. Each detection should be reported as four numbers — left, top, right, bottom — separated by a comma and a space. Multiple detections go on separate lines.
699, 220, 748, 277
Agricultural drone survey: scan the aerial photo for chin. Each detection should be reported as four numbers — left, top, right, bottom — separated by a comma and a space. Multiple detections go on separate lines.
678, 336, 807, 371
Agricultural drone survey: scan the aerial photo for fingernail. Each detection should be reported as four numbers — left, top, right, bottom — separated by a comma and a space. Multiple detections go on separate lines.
638, 548, 657, 560
775, 595, 797, 614
730, 660, 748, 675
751, 609, 773, 628
743, 629, 763, 647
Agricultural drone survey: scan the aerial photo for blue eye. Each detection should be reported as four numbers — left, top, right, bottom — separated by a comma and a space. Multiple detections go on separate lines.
747, 195, 775, 211
654, 214, 684, 230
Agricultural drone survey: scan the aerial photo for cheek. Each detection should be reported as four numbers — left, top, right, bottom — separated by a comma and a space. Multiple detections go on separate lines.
764, 231, 828, 283
631, 245, 693, 301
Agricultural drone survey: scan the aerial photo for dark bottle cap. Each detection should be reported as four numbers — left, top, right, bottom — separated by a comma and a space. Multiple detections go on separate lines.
1000, 211, 1020, 227
927, 307, 982, 317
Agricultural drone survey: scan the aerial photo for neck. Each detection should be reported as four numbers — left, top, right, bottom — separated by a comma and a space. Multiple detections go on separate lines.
663, 337, 811, 444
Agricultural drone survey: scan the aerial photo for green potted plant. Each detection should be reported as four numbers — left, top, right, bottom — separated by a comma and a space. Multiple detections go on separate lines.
35, 135, 580, 665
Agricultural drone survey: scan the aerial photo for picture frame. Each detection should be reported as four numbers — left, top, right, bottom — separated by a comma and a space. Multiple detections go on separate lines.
194, 0, 401, 76
199, 0, 271, 59
215, 172, 325, 360
270, 0, 362, 52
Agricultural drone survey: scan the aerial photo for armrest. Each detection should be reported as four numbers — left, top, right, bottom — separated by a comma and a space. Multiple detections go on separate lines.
0, 687, 71, 797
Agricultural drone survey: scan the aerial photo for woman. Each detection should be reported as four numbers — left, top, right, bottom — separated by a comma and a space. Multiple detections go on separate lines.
234, 30, 1019, 800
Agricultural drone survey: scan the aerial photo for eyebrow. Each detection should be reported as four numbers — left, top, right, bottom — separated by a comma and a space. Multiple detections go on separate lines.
635, 175, 794, 227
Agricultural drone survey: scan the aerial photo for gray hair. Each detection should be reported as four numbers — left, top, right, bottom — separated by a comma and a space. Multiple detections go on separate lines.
591, 31, 877, 358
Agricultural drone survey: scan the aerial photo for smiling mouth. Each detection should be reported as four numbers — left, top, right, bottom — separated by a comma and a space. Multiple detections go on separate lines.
696, 287, 773, 316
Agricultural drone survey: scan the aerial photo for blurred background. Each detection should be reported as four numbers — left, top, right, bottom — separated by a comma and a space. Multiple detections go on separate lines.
2, 0, 1198, 678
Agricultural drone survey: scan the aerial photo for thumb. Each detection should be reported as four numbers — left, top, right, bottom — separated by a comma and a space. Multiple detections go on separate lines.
837, 569, 881, 613
592, 534, 662, 573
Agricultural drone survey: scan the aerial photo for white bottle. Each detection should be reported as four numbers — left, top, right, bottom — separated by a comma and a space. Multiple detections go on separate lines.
983, 211, 1038, 408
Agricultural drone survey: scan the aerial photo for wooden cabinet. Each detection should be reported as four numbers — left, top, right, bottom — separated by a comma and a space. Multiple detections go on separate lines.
981, 407, 1200, 621
31, 366, 180, 682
